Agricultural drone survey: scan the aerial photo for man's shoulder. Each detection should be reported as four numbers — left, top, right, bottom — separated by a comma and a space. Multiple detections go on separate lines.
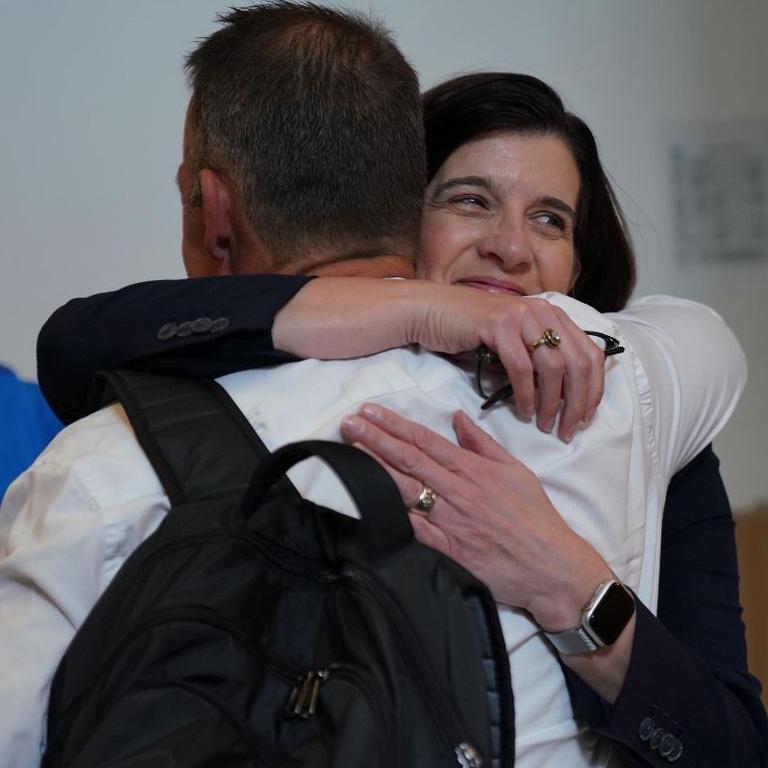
216, 348, 470, 452
219, 346, 463, 401
38, 402, 134, 463
536, 292, 620, 333
30, 401, 163, 509
218, 346, 455, 391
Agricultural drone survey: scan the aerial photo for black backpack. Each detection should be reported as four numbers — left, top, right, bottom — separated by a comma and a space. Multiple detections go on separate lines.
42, 371, 514, 768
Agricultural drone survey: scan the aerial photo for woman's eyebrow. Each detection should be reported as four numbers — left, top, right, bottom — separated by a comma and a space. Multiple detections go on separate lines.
537, 196, 576, 220
431, 176, 493, 197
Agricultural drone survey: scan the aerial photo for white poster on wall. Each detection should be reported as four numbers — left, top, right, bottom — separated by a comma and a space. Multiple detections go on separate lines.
668, 121, 768, 265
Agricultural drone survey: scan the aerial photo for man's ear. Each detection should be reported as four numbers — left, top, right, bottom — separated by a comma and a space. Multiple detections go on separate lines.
199, 168, 234, 269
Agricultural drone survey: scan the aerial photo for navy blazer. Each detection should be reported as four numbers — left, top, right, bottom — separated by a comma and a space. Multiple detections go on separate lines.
37, 275, 768, 766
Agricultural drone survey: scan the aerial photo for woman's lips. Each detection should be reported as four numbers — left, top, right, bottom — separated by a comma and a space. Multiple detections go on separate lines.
456, 278, 527, 296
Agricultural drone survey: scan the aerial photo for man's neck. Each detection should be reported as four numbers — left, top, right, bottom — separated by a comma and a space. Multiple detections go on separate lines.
304, 254, 415, 279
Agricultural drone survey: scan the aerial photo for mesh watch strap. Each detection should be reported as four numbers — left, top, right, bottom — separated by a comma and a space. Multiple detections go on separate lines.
543, 625, 599, 654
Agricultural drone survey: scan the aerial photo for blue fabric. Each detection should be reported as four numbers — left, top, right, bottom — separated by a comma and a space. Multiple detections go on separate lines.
0, 366, 62, 501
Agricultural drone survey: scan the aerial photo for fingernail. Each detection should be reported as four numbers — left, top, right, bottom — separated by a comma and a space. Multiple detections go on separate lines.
539, 418, 554, 433
562, 428, 573, 443
341, 415, 364, 437
359, 403, 381, 420
585, 407, 596, 423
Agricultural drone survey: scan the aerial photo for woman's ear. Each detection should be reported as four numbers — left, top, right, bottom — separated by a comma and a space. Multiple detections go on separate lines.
199, 168, 234, 269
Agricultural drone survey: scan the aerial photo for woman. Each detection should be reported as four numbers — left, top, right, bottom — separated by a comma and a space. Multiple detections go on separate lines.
36, 73, 767, 765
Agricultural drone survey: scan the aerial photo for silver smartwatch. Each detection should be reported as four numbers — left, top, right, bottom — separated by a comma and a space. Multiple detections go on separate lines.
543, 580, 635, 655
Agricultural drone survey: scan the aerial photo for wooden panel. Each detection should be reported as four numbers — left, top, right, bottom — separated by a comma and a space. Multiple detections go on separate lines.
734, 506, 768, 706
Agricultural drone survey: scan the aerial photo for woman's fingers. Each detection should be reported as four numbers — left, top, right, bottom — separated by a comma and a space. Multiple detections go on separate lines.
344, 404, 477, 478
491, 337, 536, 419
553, 313, 606, 441
523, 300, 605, 441
523, 300, 570, 433
346, 440, 424, 507
452, 410, 519, 465
409, 513, 454, 556
530, 344, 565, 434
344, 435, 455, 557
340, 410, 464, 503
582, 331, 606, 423
550, 321, 590, 441
481, 299, 545, 420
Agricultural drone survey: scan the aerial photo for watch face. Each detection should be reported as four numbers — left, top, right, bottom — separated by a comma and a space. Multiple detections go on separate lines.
587, 583, 635, 645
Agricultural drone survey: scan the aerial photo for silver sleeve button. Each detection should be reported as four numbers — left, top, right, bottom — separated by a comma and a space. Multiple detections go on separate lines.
191, 317, 213, 333
157, 322, 177, 341
638, 717, 655, 741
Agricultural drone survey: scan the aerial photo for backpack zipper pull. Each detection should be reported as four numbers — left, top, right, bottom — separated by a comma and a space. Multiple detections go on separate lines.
286, 669, 329, 719
455, 742, 482, 768
305, 669, 327, 717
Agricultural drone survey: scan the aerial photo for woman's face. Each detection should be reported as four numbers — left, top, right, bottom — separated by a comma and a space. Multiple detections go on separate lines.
419, 132, 580, 297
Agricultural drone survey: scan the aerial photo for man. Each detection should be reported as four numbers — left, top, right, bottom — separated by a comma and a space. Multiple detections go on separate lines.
0, 4, 746, 767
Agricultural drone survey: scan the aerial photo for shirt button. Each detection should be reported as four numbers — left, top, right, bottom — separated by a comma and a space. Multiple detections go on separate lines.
667, 738, 684, 762
638, 717, 655, 741
175, 321, 194, 337
210, 316, 230, 333
157, 322, 177, 341
649, 726, 665, 750
191, 316, 213, 333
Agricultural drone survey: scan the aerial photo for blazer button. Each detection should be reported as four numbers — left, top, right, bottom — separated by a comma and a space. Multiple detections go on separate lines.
157, 322, 177, 341
666, 738, 684, 762
191, 317, 213, 333
211, 316, 230, 333
649, 727, 665, 750
175, 321, 194, 337
659, 733, 676, 757
638, 717, 655, 741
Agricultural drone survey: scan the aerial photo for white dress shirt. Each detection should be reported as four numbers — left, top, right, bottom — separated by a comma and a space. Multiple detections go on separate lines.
0, 294, 746, 768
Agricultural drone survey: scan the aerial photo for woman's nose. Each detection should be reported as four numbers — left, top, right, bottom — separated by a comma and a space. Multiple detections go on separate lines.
475, 229, 533, 270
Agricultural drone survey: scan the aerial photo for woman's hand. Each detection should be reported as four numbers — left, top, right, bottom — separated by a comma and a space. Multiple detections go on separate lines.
340, 403, 635, 703
414, 290, 605, 443
340, 403, 611, 631
274, 277, 605, 442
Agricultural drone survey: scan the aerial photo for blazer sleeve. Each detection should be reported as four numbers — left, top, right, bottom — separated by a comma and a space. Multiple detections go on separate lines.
564, 446, 768, 767
37, 274, 313, 424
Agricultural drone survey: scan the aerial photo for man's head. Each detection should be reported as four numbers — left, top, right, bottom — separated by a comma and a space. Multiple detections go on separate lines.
178, 2, 425, 278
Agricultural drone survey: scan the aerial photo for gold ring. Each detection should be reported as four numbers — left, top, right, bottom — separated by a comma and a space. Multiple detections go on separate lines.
527, 328, 561, 354
415, 485, 438, 514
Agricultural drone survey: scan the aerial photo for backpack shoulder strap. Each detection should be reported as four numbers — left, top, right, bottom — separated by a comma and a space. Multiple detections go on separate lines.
100, 370, 288, 506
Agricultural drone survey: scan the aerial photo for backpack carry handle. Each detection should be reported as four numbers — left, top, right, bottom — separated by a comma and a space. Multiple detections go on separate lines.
244, 440, 414, 559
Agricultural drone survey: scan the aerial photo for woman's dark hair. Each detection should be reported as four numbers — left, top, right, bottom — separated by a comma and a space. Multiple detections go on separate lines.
423, 73, 636, 312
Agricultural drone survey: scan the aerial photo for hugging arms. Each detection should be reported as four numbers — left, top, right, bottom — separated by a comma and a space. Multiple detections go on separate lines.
35, 274, 768, 767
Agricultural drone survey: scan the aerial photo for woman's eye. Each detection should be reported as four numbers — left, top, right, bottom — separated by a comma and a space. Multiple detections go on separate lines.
449, 194, 488, 209
533, 212, 565, 230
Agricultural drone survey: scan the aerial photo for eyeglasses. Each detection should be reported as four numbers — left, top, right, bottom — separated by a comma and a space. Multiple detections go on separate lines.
475, 330, 625, 411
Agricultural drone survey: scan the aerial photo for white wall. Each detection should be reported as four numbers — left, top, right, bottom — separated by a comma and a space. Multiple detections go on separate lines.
1, 0, 766, 508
